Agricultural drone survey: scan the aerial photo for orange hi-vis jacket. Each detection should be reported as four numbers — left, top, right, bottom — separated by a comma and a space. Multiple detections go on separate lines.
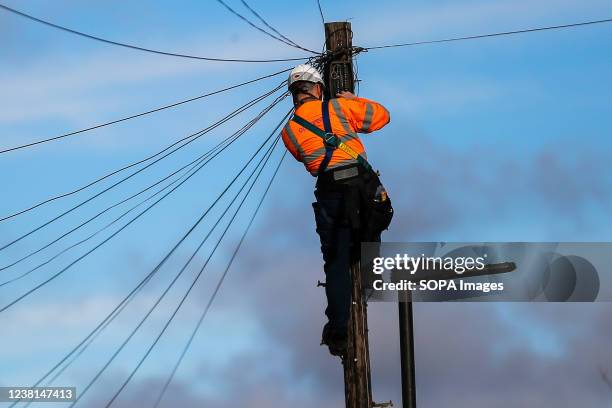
281, 96, 390, 176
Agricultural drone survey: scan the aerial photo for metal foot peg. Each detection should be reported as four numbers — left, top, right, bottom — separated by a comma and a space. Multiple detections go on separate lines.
372, 401, 393, 408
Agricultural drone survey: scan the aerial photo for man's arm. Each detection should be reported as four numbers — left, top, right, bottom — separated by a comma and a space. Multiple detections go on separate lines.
336, 91, 390, 134
281, 126, 302, 162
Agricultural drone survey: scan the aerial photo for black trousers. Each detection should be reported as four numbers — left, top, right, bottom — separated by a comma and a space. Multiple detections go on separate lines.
312, 165, 390, 330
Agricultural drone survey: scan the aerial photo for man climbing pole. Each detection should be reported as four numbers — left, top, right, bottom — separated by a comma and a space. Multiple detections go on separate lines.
281, 64, 394, 356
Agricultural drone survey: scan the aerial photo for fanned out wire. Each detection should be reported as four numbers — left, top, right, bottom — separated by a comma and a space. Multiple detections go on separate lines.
239, 0, 306, 51
0, 94, 290, 315
316, 0, 325, 25
0, 4, 311, 62
0, 78, 288, 223
362, 17, 612, 50
73, 121, 285, 408
214, 0, 317, 54
153, 150, 287, 408
0, 82, 286, 254
0, 92, 288, 287
5, 107, 292, 408
0, 83, 286, 274
0, 67, 291, 156
108, 139, 286, 408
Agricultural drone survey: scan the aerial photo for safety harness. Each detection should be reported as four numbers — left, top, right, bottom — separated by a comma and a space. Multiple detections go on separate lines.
292, 99, 373, 174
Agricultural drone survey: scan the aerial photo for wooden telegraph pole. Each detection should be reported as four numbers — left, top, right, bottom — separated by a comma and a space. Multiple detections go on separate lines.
323, 22, 388, 408
323, 22, 355, 100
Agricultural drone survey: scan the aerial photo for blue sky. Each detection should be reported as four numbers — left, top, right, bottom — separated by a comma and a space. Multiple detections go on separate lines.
1, 1, 611, 407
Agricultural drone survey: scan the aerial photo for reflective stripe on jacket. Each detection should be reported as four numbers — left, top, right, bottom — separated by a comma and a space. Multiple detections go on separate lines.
281, 96, 390, 176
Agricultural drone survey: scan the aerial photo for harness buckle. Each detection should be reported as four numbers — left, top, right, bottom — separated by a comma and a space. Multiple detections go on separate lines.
323, 132, 337, 146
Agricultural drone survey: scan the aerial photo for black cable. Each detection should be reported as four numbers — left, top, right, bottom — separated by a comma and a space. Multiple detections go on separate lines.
5, 107, 292, 408
0, 95, 289, 316
22, 285, 135, 408
109, 140, 285, 408
0, 94, 286, 288
0, 83, 285, 252
153, 149, 286, 408
0, 67, 291, 155
0, 87, 286, 272
73, 137, 280, 406
0, 117, 248, 285
20, 126, 258, 393
0, 3, 310, 62
0, 105, 257, 286
364, 17, 612, 50
214, 0, 318, 54
316, 0, 325, 25
239, 0, 304, 50
0, 77, 288, 223
0, 89, 280, 283
81, 130, 283, 408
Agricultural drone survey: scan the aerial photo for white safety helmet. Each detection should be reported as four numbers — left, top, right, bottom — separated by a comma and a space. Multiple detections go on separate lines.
288, 64, 324, 91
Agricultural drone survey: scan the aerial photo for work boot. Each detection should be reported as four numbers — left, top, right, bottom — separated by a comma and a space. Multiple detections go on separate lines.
321, 322, 347, 357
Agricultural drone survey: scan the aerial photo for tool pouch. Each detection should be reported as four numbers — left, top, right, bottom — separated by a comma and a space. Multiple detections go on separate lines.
363, 174, 394, 239
367, 191, 393, 235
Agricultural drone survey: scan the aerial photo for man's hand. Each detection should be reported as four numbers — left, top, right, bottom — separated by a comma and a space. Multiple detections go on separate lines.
336, 91, 358, 100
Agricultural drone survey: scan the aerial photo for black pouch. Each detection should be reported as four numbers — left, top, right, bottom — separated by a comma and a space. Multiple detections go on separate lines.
368, 192, 394, 233
364, 179, 394, 238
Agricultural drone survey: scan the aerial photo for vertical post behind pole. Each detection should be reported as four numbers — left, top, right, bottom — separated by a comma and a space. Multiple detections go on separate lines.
398, 299, 417, 408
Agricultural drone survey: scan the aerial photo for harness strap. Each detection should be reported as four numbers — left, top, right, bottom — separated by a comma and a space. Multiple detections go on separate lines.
292, 108, 372, 173
318, 100, 334, 173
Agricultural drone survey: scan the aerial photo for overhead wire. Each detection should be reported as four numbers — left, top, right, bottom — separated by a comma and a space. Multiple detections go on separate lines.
75, 123, 285, 408
72, 136, 280, 406
109, 141, 286, 408
0, 84, 287, 272
9, 130, 285, 408
5, 106, 292, 408
21, 291, 132, 408
0, 67, 291, 155
363, 17, 612, 50
239, 0, 305, 51
0, 3, 311, 63
0, 116, 248, 285
0, 72, 291, 223
0, 82, 285, 252
316, 0, 325, 25
0, 93, 290, 315
154, 149, 287, 408
0, 98, 275, 287
214, 0, 318, 54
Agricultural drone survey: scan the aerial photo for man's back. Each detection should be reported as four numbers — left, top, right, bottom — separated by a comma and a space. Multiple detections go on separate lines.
281, 96, 390, 176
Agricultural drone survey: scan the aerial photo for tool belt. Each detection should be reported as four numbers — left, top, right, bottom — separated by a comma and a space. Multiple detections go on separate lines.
314, 165, 393, 240
316, 163, 366, 188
